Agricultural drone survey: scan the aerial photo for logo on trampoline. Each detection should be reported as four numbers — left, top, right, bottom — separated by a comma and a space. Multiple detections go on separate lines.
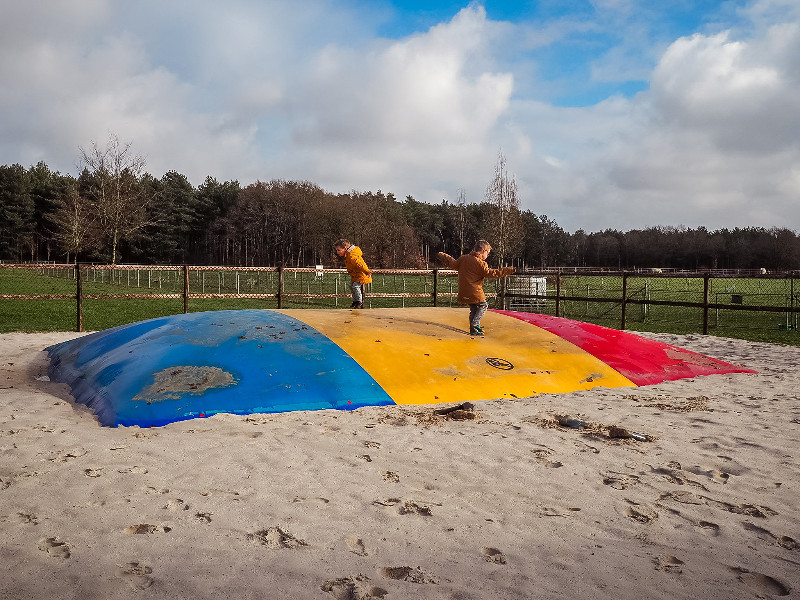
486, 357, 514, 370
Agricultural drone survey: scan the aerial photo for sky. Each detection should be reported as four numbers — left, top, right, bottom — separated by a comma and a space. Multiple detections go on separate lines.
1, 0, 799, 233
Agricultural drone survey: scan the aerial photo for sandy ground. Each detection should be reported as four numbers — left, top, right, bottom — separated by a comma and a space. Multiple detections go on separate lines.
1, 330, 799, 600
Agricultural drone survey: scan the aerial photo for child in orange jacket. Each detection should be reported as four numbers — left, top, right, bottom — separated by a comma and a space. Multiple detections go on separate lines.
335, 239, 372, 309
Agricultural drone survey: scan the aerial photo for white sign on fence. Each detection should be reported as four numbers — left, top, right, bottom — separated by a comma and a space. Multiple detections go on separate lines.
507, 275, 548, 311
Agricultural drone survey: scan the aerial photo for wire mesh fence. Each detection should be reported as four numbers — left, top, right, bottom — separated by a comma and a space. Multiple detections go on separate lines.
0, 263, 463, 332
2, 263, 798, 345
502, 271, 800, 344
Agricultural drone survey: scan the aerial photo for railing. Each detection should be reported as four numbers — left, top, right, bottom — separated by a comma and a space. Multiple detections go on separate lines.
0, 263, 465, 332
503, 270, 799, 341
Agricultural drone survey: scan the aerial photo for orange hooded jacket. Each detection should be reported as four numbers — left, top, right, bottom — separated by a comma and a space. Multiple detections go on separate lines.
344, 245, 372, 284
437, 251, 514, 304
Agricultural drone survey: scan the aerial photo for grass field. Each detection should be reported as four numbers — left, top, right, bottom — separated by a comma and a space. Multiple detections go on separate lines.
543, 274, 800, 345
2, 266, 798, 345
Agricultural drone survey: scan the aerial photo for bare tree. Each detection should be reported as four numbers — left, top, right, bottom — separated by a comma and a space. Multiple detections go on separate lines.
52, 181, 95, 263
79, 133, 148, 264
485, 150, 522, 265
456, 188, 466, 256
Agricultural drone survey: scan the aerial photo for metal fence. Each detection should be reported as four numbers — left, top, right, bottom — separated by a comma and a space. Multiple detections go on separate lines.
503, 270, 800, 343
0, 263, 462, 332
1, 263, 798, 344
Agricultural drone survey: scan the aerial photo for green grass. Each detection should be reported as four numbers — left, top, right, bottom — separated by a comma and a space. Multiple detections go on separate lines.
2, 266, 798, 345
527, 274, 800, 345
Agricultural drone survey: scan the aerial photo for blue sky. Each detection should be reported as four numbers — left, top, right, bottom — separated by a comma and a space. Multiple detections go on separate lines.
1, 0, 799, 233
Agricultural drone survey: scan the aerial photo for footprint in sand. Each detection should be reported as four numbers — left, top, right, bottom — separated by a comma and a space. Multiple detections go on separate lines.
195, 512, 212, 523
649, 466, 692, 487
321, 575, 387, 599
292, 496, 330, 505
118, 466, 149, 474
163, 498, 189, 511
742, 522, 798, 549
778, 535, 798, 550
658, 490, 704, 505
18, 512, 39, 525
653, 555, 684, 574
704, 497, 777, 518
381, 566, 438, 584
684, 465, 731, 484
624, 503, 659, 524
734, 569, 791, 596
346, 537, 368, 556
696, 520, 721, 535
399, 500, 434, 516
482, 547, 506, 564
381, 471, 400, 483
601, 471, 640, 490
247, 527, 307, 549
532, 447, 563, 468
124, 524, 172, 534
43, 448, 87, 462
116, 562, 154, 591
38, 537, 70, 559
373, 498, 435, 516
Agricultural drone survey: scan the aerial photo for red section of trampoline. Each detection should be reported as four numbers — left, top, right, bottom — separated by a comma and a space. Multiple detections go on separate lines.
494, 310, 757, 386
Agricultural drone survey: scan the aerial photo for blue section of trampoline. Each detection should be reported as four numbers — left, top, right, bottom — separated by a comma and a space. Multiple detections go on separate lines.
46, 310, 395, 427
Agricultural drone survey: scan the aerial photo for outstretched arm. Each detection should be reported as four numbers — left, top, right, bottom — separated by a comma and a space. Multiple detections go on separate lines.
437, 252, 456, 269
485, 265, 515, 279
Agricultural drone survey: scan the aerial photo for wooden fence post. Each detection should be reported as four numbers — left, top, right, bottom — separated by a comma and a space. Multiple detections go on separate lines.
621, 272, 628, 330
702, 273, 710, 334
555, 273, 561, 317
432, 268, 438, 307
277, 263, 284, 309
183, 265, 189, 313
75, 262, 83, 332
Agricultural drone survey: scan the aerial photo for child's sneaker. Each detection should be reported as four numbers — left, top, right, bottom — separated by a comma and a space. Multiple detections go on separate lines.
469, 328, 484, 336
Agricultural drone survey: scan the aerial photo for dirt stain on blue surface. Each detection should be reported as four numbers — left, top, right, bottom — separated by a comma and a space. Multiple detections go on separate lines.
133, 366, 237, 403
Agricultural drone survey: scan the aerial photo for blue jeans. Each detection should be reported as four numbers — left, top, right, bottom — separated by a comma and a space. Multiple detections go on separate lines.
469, 301, 488, 331
351, 281, 364, 304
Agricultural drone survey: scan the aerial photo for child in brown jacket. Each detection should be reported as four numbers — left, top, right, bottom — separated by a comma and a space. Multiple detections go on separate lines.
438, 240, 515, 336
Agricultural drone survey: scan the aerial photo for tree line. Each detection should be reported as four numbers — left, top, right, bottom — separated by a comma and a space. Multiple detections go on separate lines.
1, 140, 798, 271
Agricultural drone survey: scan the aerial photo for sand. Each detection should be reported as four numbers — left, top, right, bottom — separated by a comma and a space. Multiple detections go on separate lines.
1, 330, 798, 599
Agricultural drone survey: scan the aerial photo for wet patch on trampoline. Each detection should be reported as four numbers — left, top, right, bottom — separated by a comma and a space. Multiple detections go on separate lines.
133, 366, 237, 403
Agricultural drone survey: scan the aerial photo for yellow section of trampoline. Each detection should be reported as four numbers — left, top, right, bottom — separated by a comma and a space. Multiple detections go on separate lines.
283, 307, 636, 405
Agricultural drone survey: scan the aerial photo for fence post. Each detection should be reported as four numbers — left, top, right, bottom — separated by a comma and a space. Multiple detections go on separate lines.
277, 263, 284, 309
432, 268, 439, 307
183, 265, 189, 313
75, 262, 83, 332
702, 273, 710, 334
621, 272, 628, 330
555, 273, 561, 317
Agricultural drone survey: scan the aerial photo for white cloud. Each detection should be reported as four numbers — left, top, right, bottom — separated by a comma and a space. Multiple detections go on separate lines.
278, 5, 514, 194
0, 0, 798, 234
500, 1, 800, 231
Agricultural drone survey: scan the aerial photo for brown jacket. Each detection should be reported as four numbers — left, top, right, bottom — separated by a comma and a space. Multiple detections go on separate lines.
437, 251, 514, 304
